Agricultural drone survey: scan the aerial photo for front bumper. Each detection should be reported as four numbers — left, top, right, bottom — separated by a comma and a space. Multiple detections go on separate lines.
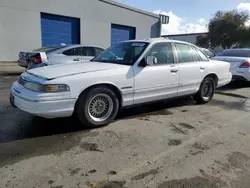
11, 82, 77, 118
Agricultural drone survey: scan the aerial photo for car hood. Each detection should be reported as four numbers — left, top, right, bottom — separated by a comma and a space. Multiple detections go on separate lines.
27, 61, 128, 80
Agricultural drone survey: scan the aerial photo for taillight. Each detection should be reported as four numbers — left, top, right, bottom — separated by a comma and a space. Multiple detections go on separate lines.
34, 57, 42, 64
239, 61, 250, 68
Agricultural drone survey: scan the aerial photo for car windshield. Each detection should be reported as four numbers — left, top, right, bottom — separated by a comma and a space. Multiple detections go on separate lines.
91, 42, 149, 65
33, 46, 66, 53
217, 49, 250, 57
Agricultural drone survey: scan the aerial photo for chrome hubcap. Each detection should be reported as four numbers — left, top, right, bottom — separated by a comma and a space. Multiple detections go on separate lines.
88, 94, 113, 122
202, 81, 213, 100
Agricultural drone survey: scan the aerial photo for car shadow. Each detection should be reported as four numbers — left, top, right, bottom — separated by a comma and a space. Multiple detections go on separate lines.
0, 96, 195, 144
215, 81, 249, 99
0, 72, 23, 76
118, 96, 195, 120
218, 81, 250, 91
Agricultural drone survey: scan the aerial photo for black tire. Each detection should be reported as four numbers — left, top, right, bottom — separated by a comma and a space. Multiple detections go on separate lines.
194, 77, 215, 104
75, 87, 119, 128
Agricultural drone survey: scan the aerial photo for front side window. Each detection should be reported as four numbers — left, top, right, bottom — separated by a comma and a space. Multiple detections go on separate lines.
91, 42, 149, 65
175, 43, 194, 63
145, 43, 174, 65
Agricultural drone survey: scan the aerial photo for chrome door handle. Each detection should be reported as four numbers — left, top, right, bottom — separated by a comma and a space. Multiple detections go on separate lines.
200, 66, 205, 70
170, 69, 178, 73
73, 58, 80, 61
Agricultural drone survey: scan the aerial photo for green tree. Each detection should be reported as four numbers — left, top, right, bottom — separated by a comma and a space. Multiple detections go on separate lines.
207, 10, 250, 49
196, 35, 209, 48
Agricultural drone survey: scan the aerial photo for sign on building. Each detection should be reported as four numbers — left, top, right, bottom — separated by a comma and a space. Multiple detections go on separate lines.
159, 14, 169, 24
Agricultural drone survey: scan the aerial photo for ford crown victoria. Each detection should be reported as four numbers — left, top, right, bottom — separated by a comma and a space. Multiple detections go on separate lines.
11, 38, 232, 128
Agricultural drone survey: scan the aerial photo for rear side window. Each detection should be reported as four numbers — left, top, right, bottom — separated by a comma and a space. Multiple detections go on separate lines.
82, 47, 95, 56
63, 47, 82, 56
190, 46, 200, 61
217, 50, 250, 57
175, 43, 194, 63
203, 49, 214, 57
94, 47, 105, 56
195, 48, 209, 61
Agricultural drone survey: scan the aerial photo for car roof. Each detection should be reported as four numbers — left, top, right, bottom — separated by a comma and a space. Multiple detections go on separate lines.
43, 44, 105, 49
224, 48, 250, 51
64, 44, 105, 49
123, 37, 194, 45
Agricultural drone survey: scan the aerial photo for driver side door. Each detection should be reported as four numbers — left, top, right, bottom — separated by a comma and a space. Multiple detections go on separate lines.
133, 42, 179, 104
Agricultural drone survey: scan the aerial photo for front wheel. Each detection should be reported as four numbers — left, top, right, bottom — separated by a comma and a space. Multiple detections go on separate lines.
194, 77, 215, 104
75, 87, 119, 128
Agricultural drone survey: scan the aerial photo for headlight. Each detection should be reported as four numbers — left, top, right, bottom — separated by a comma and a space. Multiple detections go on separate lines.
24, 82, 44, 92
23, 82, 70, 93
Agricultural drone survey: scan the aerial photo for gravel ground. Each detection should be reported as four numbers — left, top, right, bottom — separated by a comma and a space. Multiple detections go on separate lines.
0, 73, 250, 188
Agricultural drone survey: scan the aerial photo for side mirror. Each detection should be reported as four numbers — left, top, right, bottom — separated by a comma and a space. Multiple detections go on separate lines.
146, 56, 157, 66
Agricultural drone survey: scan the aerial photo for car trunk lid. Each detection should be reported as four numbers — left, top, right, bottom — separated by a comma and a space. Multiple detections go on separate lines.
212, 56, 248, 70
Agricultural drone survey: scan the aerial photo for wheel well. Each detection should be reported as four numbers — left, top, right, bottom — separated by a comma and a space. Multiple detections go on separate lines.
77, 84, 123, 107
205, 73, 218, 87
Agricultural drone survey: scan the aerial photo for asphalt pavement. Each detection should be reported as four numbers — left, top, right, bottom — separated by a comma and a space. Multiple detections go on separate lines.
0, 73, 250, 188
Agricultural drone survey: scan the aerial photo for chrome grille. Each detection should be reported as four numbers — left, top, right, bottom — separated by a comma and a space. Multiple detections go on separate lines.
18, 77, 27, 86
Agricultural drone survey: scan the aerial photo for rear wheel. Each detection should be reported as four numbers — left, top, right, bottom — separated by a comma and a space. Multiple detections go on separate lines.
76, 87, 119, 128
194, 77, 215, 104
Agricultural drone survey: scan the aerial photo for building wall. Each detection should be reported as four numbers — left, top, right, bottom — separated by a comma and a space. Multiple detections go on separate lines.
0, 0, 160, 61
167, 34, 203, 44
165, 33, 223, 54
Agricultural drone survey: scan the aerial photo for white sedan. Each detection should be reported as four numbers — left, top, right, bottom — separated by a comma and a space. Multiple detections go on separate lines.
212, 49, 250, 82
18, 45, 105, 69
10, 38, 232, 128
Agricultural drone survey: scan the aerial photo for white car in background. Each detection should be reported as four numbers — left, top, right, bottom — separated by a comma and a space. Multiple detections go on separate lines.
212, 49, 250, 82
18, 45, 105, 69
11, 38, 232, 128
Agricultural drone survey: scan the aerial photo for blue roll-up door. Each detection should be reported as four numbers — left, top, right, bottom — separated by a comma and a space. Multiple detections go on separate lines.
111, 24, 136, 46
41, 13, 80, 47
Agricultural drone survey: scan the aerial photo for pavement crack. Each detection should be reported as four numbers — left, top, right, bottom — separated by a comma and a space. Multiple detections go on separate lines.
169, 123, 187, 135
131, 167, 159, 180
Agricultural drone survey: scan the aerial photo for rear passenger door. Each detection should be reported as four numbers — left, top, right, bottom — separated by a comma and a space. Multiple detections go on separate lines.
173, 43, 206, 96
